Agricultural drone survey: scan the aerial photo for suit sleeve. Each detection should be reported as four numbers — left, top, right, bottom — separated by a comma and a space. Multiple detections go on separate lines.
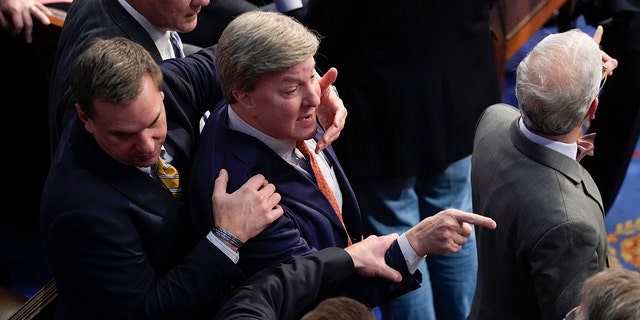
214, 247, 355, 320
44, 210, 245, 319
159, 45, 224, 120
336, 240, 422, 307
530, 219, 606, 320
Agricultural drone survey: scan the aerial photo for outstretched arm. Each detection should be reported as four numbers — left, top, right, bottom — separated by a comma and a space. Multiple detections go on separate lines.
214, 234, 401, 320
406, 209, 497, 256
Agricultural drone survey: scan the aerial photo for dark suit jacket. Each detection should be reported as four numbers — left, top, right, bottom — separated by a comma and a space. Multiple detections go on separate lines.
40, 47, 225, 320
468, 104, 608, 320
181, 0, 309, 47
48, 0, 165, 155
305, 0, 501, 179
188, 105, 421, 307
214, 248, 355, 320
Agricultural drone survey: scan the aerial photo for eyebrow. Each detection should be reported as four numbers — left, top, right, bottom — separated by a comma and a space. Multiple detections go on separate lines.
107, 109, 162, 135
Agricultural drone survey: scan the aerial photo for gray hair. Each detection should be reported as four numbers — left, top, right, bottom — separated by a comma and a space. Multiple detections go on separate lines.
580, 267, 640, 320
516, 29, 602, 135
215, 10, 320, 103
69, 37, 163, 118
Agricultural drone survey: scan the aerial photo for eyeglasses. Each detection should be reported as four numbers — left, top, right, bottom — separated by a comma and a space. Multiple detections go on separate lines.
563, 306, 582, 320
600, 65, 608, 92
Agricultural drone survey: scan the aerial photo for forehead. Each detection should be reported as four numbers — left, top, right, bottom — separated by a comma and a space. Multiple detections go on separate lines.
92, 78, 164, 132
260, 57, 317, 84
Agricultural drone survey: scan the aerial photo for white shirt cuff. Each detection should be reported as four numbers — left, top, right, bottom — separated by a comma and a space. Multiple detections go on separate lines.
398, 233, 425, 274
207, 231, 240, 264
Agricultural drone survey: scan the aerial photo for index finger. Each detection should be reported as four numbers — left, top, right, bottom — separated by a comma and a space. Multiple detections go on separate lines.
317, 67, 338, 91
316, 108, 345, 152
453, 211, 497, 230
22, 11, 34, 43
243, 172, 268, 190
592, 25, 603, 45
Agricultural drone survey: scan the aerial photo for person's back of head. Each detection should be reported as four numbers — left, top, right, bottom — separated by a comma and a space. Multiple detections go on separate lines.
578, 267, 640, 320
214, 10, 320, 103
70, 37, 163, 117
516, 29, 602, 136
300, 297, 375, 320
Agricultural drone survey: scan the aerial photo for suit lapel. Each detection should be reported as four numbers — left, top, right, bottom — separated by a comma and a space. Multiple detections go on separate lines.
221, 115, 356, 234
107, 0, 164, 62
70, 117, 181, 216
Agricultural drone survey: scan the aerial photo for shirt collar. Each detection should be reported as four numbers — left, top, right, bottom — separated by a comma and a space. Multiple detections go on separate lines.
117, 0, 173, 60
518, 118, 578, 160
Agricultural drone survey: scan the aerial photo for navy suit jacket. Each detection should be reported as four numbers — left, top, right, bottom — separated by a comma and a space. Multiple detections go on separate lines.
48, 0, 166, 155
41, 47, 226, 319
468, 104, 608, 320
188, 105, 421, 307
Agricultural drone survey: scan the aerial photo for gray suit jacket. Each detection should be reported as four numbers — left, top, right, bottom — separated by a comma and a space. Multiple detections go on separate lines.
468, 103, 607, 320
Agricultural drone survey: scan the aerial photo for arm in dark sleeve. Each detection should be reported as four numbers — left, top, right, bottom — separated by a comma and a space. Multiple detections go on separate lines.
339, 240, 422, 307
214, 247, 354, 320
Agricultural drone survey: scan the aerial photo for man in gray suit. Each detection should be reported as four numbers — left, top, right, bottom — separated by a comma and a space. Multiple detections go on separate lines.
468, 28, 617, 320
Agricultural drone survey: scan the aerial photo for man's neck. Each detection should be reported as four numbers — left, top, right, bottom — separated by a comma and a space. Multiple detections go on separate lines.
538, 126, 584, 144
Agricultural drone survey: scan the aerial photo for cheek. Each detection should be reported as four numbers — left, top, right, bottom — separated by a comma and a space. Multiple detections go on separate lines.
154, 125, 168, 141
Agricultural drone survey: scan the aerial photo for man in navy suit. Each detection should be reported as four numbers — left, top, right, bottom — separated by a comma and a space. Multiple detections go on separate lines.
188, 11, 497, 316
48, 0, 340, 156
41, 37, 399, 319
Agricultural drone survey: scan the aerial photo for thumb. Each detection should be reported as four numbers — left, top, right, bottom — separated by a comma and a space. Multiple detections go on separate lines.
213, 168, 229, 198
378, 265, 403, 283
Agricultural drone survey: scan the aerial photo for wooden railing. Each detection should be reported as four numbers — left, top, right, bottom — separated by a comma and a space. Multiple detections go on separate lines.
491, 0, 576, 92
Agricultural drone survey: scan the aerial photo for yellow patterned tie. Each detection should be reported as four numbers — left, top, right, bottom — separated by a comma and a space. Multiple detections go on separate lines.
157, 158, 182, 200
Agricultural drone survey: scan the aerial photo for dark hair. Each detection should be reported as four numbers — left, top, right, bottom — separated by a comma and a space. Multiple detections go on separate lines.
300, 297, 375, 320
69, 37, 163, 118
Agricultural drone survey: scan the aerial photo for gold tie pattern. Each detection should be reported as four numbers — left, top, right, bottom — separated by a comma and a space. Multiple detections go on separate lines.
296, 141, 351, 245
157, 158, 182, 200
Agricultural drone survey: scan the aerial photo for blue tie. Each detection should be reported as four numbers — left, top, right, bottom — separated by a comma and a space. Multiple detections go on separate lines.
170, 32, 184, 58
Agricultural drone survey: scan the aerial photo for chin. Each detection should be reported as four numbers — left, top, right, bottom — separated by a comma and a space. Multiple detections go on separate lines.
304, 127, 318, 140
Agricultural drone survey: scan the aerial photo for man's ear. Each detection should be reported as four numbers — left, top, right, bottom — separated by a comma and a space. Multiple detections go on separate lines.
76, 103, 88, 122
234, 90, 258, 116
587, 97, 599, 120
76, 103, 94, 132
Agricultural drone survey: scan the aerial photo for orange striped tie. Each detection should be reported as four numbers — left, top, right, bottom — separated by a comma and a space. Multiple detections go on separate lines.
296, 141, 351, 245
